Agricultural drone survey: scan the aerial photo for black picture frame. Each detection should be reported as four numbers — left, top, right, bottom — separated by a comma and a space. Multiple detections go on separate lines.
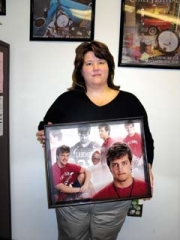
118, 0, 180, 69
0, 0, 6, 15
44, 117, 151, 208
30, 0, 96, 41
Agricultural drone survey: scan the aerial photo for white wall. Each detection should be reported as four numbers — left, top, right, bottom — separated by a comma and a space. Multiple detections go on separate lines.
0, 0, 180, 239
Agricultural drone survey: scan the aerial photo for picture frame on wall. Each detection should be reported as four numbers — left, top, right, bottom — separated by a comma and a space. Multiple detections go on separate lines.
30, 0, 96, 41
0, 0, 6, 15
44, 117, 152, 208
118, 0, 180, 69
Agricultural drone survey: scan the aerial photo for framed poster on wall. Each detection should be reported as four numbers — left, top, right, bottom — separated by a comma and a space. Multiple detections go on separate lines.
0, 0, 6, 15
44, 117, 151, 208
30, 0, 96, 41
118, 0, 180, 69
0, 40, 11, 239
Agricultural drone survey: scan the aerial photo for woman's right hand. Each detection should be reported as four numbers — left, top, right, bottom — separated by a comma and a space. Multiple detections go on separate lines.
36, 129, 45, 147
36, 122, 52, 147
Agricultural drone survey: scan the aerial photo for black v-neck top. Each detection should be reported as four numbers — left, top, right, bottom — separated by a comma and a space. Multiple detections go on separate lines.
38, 90, 154, 164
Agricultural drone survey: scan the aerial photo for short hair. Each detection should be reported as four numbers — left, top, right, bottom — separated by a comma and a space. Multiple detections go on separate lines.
56, 145, 70, 159
68, 40, 120, 91
98, 123, 111, 134
124, 120, 134, 127
106, 142, 132, 167
78, 124, 91, 135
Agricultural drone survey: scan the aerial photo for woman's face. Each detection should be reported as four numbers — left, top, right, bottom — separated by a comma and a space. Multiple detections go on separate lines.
81, 51, 109, 88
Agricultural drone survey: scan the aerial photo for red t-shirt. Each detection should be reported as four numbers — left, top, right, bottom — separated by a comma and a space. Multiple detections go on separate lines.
93, 178, 149, 201
52, 162, 81, 201
101, 137, 115, 164
123, 133, 142, 158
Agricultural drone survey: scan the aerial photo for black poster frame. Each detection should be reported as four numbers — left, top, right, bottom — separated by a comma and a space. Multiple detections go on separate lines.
118, 0, 180, 69
44, 117, 151, 208
30, 0, 96, 41
0, 0, 6, 15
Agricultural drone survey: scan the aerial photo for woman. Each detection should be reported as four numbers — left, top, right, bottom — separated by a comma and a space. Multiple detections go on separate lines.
37, 40, 154, 240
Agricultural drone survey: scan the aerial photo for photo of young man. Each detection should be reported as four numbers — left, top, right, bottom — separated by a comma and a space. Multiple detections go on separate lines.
52, 145, 94, 203
93, 142, 150, 201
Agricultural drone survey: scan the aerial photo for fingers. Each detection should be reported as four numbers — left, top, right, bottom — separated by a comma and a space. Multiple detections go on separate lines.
36, 122, 52, 147
149, 168, 154, 195
36, 130, 45, 146
143, 197, 151, 201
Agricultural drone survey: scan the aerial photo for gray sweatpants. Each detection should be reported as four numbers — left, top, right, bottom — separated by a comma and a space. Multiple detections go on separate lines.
56, 200, 131, 240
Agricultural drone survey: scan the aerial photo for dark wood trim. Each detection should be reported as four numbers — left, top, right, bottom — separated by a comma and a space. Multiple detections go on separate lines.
0, 40, 11, 240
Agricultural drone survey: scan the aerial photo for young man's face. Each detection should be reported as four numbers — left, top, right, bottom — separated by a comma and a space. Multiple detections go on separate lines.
109, 154, 132, 183
125, 124, 135, 136
145, 45, 152, 54
92, 152, 101, 165
99, 127, 109, 140
57, 152, 70, 167
78, 131, 90, 144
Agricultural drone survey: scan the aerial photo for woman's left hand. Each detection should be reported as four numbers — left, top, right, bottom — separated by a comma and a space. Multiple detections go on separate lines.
144, 164, 154, 201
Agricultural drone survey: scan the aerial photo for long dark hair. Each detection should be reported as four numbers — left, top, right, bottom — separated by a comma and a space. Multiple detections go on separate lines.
68, 40, 120, 91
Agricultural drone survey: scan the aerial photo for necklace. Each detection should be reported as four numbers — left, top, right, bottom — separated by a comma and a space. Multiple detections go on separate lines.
113, 178, 134, 199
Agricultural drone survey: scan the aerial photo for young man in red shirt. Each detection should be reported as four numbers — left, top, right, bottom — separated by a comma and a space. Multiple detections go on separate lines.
93, 142, 150, 201
52, 145, 93, 202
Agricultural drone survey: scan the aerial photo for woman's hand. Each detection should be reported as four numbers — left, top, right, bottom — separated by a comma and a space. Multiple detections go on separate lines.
144, 164, 154, 201
149, 164, 154, 196
36, 129, 45, 146
36, 122, 52, 147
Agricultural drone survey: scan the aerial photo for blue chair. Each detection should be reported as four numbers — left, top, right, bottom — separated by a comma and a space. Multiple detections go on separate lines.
59, 0, 91, 24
